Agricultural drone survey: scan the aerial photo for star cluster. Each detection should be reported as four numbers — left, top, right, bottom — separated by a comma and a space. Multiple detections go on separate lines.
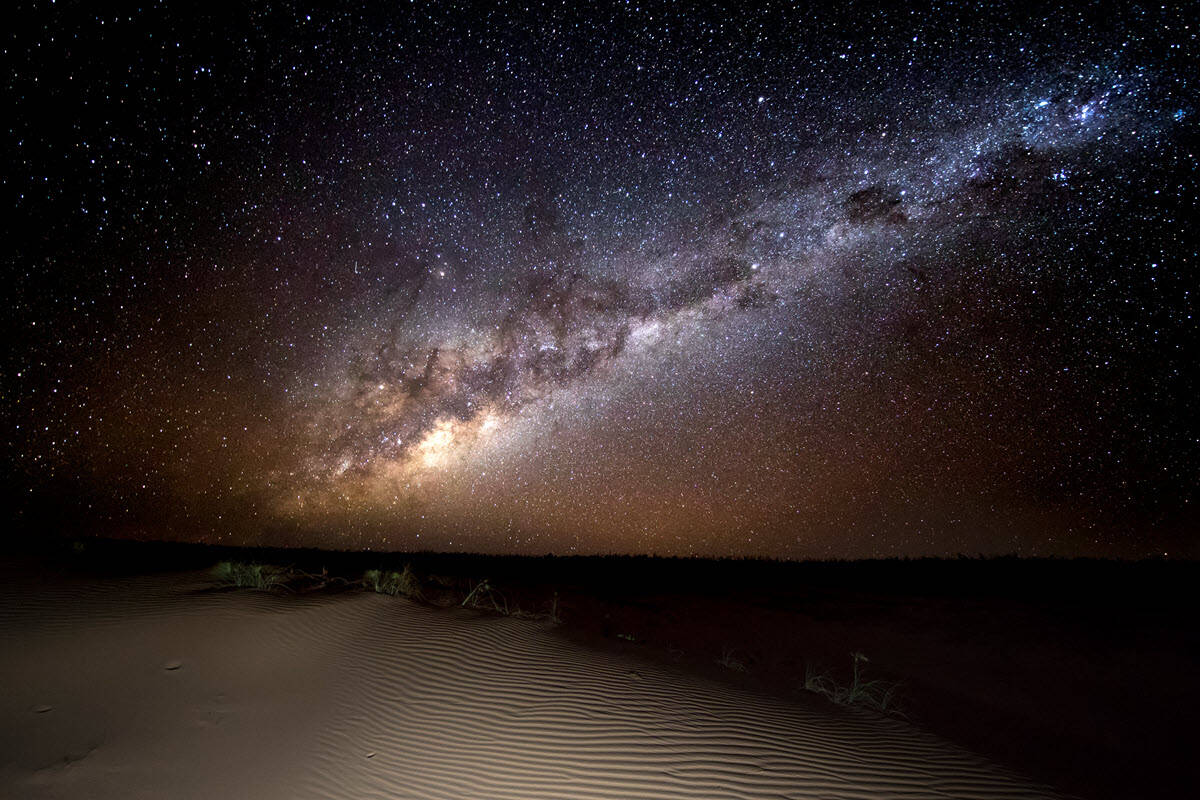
4, 2, 1197, 557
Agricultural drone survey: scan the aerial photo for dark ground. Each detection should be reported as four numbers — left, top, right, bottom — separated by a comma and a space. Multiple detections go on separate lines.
5, 536, 1197, 800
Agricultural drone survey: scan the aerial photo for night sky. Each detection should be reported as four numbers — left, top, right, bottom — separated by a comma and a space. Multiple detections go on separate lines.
4, 2, 1197, 558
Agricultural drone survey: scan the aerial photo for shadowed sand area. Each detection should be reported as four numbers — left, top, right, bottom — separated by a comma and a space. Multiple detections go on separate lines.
0, 568, 1062, 800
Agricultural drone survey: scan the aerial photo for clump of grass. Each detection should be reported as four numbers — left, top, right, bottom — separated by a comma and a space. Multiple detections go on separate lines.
360, 569, 562, 624
363, 564, 422, 599
212, 561, 292, 591
461, 578, 509, 614
804, 652, 904, 715
716, 646, 748, 672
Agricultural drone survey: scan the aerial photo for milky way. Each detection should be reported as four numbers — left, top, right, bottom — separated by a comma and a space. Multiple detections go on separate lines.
5, 3, 1197, 556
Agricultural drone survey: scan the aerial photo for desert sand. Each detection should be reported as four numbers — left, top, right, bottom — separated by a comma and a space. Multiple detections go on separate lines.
0, 566, 1063, 800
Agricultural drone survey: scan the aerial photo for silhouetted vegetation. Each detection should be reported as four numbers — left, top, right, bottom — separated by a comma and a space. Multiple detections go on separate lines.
804, 653, 905, 715
364, 564, 422, 599
212, 561, 291, 591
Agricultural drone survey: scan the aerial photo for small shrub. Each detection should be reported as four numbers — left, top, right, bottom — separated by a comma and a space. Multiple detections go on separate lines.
716, 646, 748, 672
461, 578, 508, 614
363, 564, 423, 599
212, 561, 291, 591
804, 652, 904, 715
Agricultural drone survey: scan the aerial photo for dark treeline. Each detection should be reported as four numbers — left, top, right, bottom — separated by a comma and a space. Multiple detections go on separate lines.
6, 533, 1195, 609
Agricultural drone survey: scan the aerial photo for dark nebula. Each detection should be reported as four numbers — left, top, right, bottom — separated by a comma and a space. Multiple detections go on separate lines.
4, 2, 1197, 556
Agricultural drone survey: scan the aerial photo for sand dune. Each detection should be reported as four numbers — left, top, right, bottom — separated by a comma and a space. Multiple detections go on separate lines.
0, 567, 1063, 799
